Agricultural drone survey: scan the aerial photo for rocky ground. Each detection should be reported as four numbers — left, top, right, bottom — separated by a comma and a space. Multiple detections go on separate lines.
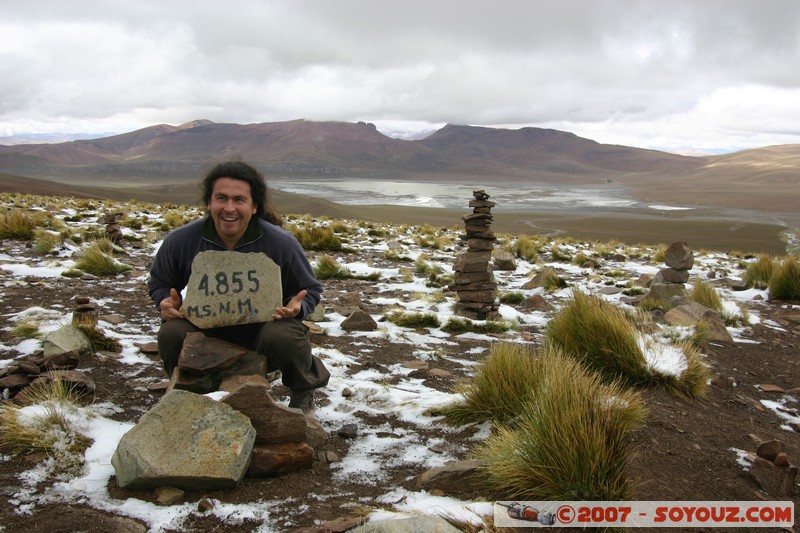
0, 211, 799, 532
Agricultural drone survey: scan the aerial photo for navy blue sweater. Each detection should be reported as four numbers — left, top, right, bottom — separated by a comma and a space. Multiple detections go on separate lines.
147, 216, 322, 320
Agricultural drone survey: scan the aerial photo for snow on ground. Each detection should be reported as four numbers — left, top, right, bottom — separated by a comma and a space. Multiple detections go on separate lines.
0, 198, 792, 531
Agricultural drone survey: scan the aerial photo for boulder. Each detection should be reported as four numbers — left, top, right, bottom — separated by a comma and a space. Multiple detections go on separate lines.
111, 390, 255, 490
664, 241, 694, 270
341, 310, 378, 331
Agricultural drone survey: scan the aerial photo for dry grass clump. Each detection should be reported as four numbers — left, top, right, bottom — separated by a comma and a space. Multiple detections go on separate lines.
745, 254, 776, 290
441, 317, 511, 336
0, 209, 34, 239
34, 229, 63, 254
769, 255, 800, 301
0, 379, 92, 471
313, 254, 352, 280
76, 324, 122, 352
74, 240, 131, 276
313, 254, 380, 281
498, 292, 524, 304
546, 290, 708, 398
511, 235, 542, 262
385, 310, 441, 329
689, 279, 723, 312
441, 343, 645, 501
291, 225, 343, 252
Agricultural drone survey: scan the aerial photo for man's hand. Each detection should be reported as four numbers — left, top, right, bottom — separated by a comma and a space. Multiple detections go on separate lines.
159, 288, 183, 320
273, 290, 307, 320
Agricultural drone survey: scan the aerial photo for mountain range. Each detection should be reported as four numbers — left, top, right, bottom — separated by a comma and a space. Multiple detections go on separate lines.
0, 119, 799, 216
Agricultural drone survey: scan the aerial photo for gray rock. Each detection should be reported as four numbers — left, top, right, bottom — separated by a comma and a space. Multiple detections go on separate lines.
42, 324, 91, 357
664, 302, 718, 327
653, 267, 690, 284
111, 390, 255, 490
664, 241, 694, 270
182, 250, 283, 328
221, 380, 307, 445
647, 282, 687, 301
414, 459, 484, 497
248, 442, 314, 477
750, 456, 797, 496
492, 250, 516, 270
338, 423, 359, 439
358, 515, 461, 533
341, 310, 378, 331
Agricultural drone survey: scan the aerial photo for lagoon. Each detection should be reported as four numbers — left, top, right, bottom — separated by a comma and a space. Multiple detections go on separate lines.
268, 177, 665, 212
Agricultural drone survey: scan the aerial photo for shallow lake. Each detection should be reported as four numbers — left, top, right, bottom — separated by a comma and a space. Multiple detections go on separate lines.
269, 177, 659, 212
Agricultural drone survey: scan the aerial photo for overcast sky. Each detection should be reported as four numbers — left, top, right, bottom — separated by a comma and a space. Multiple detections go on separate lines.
2, 0, 800, 153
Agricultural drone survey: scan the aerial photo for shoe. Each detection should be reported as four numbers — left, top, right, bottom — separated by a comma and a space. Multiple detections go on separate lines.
288, 389, 316, 414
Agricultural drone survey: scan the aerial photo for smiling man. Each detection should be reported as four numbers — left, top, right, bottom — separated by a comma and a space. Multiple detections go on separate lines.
147, 161, 329, 413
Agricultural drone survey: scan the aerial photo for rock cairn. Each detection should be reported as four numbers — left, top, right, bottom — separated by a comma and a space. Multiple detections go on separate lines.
750, 439, 797, 496
450, 190, 499, 320
648, 241, 693, 301
99, 213, 124, 243
72, 296, 99, 327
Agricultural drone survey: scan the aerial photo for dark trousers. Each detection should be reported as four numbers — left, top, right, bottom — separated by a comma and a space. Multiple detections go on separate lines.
157, 318, 330, 392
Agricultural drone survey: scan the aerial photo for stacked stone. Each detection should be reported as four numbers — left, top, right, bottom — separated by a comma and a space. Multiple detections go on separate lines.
648, 241, 694, 301
99, 213, 124, 243
72, 295, 99, 327
449, 190, 500, 320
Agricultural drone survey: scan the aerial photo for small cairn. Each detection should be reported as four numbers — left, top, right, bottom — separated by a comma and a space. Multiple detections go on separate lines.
72, 296, 99, 327
648, 241, 693, 301
99, 213, 124, 243
450, 190, 499, 320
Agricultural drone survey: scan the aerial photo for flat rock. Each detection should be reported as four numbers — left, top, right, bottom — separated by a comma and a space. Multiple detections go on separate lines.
111, 389, 255, 490
177, 332, 249, 374
182, 250, 282, 328
221, 381, 307, 444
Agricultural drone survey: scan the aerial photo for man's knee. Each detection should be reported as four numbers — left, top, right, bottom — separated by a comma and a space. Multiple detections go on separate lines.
157, 319, 199, 375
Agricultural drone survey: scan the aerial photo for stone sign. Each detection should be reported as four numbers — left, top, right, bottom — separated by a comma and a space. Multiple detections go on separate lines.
182, 251, 282, 328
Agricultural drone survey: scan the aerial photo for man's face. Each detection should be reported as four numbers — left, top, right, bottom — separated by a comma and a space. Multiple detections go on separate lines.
208, 177, 257, 248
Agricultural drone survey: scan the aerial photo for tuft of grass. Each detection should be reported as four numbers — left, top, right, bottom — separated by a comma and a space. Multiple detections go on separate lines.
744, 254, 776, 290
442, 343, 645, 501
441, 317, 511, 335
550, 245, 572, 262
292, 225, 343, 252
0, 209, 34, 239
546, 290, 652, 385
498, 291, 525, 304
511, 235, 542, 262
546, 290, 707, 398
34, 229, 63, 254
0, 379, 92, 466
313, 254, 352, 279
383, 249, 414, 262
439, 342, 546, 425
312, 254, 380, 281
74, 241, 131, 276
414, 254, 442, 275
768, 255, 800, 301
76, 324, 122, 352
385, 310, 441, 329
689, 279, 723, 312
13, 322, 40, 339
651, 244, 667, 263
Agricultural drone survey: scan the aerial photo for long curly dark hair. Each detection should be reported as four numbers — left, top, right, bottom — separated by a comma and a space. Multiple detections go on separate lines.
200, 161, 283, 226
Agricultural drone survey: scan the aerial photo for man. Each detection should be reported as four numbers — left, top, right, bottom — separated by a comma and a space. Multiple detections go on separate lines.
147, 161, 329, 412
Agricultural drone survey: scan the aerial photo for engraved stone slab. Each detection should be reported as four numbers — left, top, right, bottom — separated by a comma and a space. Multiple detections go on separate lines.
182, 251, 282, 328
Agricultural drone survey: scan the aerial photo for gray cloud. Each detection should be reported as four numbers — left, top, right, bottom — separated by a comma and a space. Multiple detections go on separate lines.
2, 0, 800, 152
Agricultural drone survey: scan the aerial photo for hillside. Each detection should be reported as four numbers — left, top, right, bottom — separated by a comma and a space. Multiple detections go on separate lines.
0, 195, 798, 531
1, 120, 799, 242
0, 120, 702, 184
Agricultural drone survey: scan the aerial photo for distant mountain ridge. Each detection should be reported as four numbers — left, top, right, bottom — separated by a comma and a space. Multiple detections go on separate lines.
0, 119, 700, 183
0, 119, 798, 215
